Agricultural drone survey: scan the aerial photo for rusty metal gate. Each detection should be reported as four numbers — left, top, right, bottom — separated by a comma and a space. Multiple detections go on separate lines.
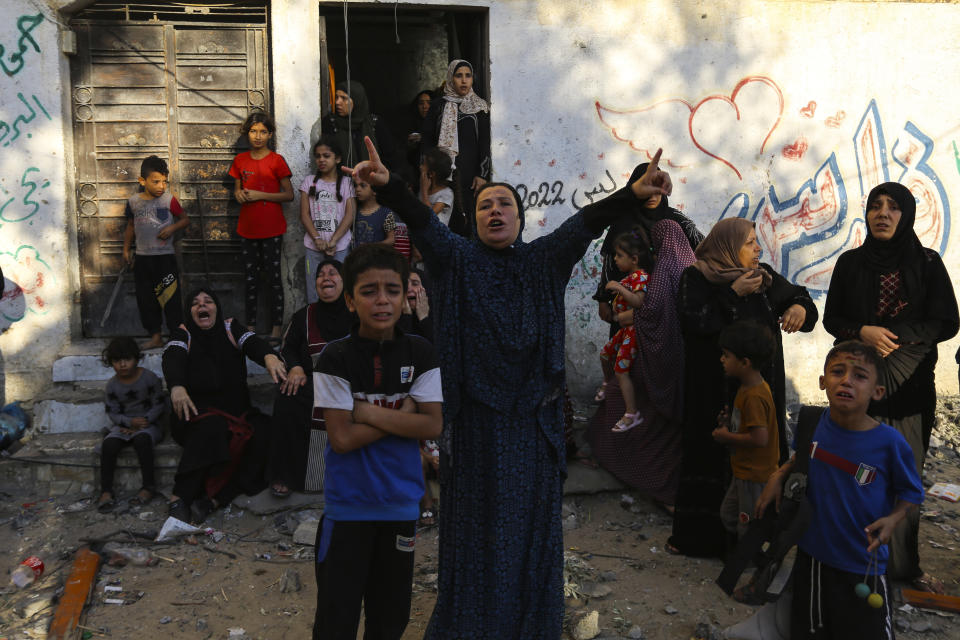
70, 4, 269, 337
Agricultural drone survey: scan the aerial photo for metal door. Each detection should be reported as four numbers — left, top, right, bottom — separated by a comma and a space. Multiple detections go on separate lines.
70, 18, 268, 336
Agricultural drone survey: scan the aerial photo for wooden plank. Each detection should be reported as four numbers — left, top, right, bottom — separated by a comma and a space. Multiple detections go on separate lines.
902, 588, 960, 613
48, 547, 101, 640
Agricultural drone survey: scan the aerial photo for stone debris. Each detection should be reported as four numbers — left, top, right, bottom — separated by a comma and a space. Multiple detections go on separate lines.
279, 568, 301, 593
570, 610, 600, 640
664, 605, 678, 615
627, 625, 645, 639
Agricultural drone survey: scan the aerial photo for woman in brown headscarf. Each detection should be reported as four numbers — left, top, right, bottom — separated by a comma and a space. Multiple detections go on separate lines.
667, 218, 818, 557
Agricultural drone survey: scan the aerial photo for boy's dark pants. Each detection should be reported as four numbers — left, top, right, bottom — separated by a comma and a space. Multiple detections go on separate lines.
134, 254, 182, 334
791, 549, 894, 639
100, 433, 155, 493
313, 517, 416, 640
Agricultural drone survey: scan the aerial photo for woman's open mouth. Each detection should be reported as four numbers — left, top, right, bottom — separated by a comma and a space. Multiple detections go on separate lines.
198, 310, 210, 319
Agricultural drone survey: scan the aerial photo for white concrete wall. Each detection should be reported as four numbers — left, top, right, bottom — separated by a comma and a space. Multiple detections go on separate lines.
5, 0, 960, 409
474, 0, 960, 403
0, 3, 73, 403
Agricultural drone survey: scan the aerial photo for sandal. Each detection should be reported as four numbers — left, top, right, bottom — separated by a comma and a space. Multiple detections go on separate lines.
612, 412, 643, 433
418, 509, 436, 527
190, 496, 217, 525
270, 484, 291, 499
664, 541, 682, 556
97, 493, 116, 514
129, 487, 155, 506
168, 498, 191, 523
593, 382, 608, 403
911, 572, 946, 594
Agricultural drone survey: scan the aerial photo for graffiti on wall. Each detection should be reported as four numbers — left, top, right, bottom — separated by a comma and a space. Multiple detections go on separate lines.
596, 76, 784, 180
0, 245, 53, 323
0, 167, 51, 224
718, 100, 949, 291
595, 77, 951, 293
0, 13, 42, 77
0, 11, 56, 328
1, 92, 52, 148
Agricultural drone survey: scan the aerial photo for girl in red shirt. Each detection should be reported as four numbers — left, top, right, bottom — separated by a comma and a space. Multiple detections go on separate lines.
229, 112, 294, 339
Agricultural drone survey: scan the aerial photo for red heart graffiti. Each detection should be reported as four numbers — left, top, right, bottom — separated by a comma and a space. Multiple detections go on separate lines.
800, 101, 817, 118
781, 136, 808, 161
688, 76, 784, 180
825, 111, 846, 129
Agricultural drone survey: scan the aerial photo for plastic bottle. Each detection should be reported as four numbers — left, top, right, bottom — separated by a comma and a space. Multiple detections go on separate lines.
10, 556, 44, 588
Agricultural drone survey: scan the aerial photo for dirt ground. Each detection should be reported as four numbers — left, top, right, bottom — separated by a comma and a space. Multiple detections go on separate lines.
2, 402, 960, 639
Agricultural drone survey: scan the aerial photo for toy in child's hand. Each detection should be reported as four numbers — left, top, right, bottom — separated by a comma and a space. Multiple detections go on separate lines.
855, 547, 884, 609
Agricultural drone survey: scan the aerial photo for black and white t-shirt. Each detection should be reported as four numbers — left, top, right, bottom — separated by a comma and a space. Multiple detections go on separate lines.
313, 327, 442, 520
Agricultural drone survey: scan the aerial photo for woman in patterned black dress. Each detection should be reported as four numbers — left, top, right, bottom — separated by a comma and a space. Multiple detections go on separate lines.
348, 137, 672, 639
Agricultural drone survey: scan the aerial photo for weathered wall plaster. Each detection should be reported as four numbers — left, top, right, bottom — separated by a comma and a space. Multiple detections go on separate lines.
5, 0, 960, 410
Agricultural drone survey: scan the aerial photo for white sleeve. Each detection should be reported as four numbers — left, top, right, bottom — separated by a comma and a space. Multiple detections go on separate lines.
409, 367, 443, 403
313, 371, 354, 410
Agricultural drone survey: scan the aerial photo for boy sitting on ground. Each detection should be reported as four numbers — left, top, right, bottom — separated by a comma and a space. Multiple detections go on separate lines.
712, 320, 779, 540
755, 340, 923, 639
311, 243, 443, 639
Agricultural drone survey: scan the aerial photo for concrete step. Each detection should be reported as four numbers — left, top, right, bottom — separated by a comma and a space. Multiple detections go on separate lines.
51, 339, 267, 383
30, 374, 278, 435
0, 432, 182, 496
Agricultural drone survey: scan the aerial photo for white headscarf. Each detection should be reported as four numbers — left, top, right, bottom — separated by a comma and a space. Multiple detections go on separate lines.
438, 59, 489, 168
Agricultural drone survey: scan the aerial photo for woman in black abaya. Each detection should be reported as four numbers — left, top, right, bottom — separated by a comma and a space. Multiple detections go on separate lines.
824, 182, 958, 590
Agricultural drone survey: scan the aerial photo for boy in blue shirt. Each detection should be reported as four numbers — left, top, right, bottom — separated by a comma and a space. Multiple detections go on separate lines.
756, 341, 923, 638
312, 243, 443, 639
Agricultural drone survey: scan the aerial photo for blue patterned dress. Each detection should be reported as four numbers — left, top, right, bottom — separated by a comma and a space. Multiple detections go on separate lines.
376, 177, 633, 639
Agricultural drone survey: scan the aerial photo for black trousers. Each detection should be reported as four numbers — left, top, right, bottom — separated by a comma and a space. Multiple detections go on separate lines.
313, 518, 416, 640
266, 389, 311, 490
100, 433, 155, 493
241, 236, 284, 329
791, 549, 895, 639
134, 253, 182, 334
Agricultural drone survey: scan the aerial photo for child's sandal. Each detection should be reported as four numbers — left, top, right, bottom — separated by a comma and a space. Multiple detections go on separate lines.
611, 412, 643, 433
593, 382, 608, 403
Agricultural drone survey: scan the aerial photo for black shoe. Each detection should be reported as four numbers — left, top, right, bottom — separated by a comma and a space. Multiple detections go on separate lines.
167, 499, 190, 523
190, 497, 216, 525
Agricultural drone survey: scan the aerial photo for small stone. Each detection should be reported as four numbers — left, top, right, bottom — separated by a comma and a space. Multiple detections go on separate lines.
664, 605, 678, 615
620, 494, 635, 508
293, 520, 319, 545
159, 616, 172, 624
627, 626, 645, 639
911, 619, 934, 633
570, 610, 600, 640
579, 581, 612, 598
895, 618, 911, 632
196, 618, 207, 632
599, 570, 617, 582
692, 622, 723, 640
563, 514, 579, 531
279, 568, 301, 593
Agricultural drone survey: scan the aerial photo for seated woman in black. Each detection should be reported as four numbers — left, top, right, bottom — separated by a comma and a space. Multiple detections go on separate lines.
267, 258, 353, 497
163, 287, 286, 524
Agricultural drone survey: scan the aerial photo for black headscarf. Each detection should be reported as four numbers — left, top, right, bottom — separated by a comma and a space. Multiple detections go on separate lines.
860, 182, 923, 273
333, 81, 370, 131
183, 286, 229, 346
599, 162, 672, 256
311, 258, 353, 339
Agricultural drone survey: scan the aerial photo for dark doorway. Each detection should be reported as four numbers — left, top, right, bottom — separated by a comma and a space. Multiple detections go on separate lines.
319, 4, 489, 173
